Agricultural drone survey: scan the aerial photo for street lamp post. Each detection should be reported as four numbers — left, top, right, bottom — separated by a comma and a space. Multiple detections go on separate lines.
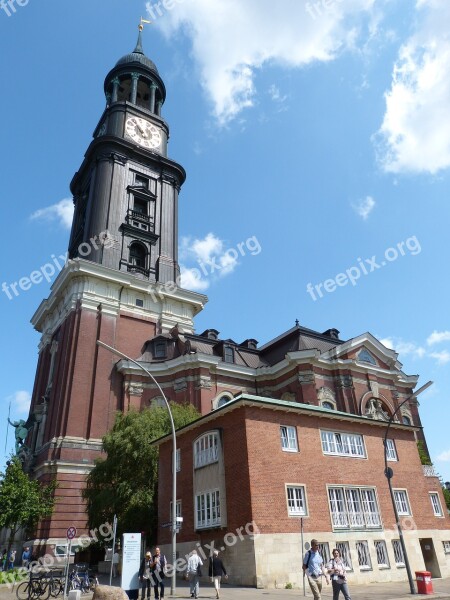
383, 380, 433, 596
97, 340, 178, 596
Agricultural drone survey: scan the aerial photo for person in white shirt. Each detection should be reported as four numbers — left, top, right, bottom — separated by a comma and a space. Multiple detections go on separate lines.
186, 549, 203, 599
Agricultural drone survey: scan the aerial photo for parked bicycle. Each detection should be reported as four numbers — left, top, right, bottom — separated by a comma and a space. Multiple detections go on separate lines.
16, 573, 51, 600
69, 564, 98, 594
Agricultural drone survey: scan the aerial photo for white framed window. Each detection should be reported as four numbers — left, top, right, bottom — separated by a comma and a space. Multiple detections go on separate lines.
385, 439, 398, 461
286, 485, 307, 516
54, 544, 79, 558
317, 543, 330, 565
393, 490, 411, 516
430, 493, 443, 517
328, 486, 381, 529
321, 430, 365, 458
194, 432, 219, 469
374, 541, 390, 568
392, 540, 405, 567
280, 426, 298, 452
443, 541, 450, 554
195, 490, 221, 529
336, 542, 352, 571
356, 541, 372, 570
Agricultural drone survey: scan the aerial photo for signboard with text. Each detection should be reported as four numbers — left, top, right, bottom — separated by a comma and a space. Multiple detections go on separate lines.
121, 533, 141, 592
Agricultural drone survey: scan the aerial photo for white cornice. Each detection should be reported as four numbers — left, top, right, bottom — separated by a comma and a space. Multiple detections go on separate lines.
31, 259, 208, 343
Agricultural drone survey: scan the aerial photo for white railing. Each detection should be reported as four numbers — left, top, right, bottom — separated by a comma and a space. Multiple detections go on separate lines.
423, 465, 438, 477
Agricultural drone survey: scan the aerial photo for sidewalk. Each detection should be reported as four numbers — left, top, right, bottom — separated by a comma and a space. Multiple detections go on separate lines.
1, 576, 449, 600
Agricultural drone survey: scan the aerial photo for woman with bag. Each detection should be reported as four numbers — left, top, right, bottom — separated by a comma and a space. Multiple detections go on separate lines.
186, 549, 203, 599
208, 550, 228, 599
327, 548, 352, 600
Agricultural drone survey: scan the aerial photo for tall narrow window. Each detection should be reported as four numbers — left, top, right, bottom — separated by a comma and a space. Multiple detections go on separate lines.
286, 486, 307, 515
430, 493, 443, 516
392, 540, 405, 566
393, 490, 411, 516
336, 542, 352, 570
129, 243, 146, 268
356, 541, 372, 570
385, 439, 398, 461
280, 426, 298, 452
223, 346, 234, 363
374, 541, 390, 568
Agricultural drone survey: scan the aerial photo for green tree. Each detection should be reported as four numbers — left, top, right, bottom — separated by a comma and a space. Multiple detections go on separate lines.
83, 403, 200, 542
0, 456, 57, 551
443, 486, 450, 512
417, 440, 432, 465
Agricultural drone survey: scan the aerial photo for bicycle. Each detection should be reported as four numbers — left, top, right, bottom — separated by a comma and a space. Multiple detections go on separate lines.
69, 565, 98, 594
16, 573, 51, 600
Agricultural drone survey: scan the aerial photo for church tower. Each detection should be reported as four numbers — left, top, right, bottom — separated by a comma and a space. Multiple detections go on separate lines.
26, 27, 207, 551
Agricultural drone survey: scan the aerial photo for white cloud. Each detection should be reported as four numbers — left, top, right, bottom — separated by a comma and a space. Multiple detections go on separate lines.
427, 330, 450, 345
6, 390, 31, 415
437, 449, 450, 462
153, 0, 376, 124
379, 336, 426, 358
375, 0, 450, 173
179, 232, 240, 291
352, 196, 376, 220
30, 198, 74, 230
429, 350, 450, 365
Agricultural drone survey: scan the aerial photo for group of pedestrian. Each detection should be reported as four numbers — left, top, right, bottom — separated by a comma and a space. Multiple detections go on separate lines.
139, 546, 167, 600
185, 549, 227, 599
303, 539, 352, 600
1, 546, 32, 571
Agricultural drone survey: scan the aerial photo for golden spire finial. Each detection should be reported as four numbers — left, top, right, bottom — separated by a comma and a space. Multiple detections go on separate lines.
139, 16, 151, 31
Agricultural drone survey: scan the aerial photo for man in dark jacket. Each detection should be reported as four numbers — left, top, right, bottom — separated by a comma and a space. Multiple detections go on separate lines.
138, 550, 153, 599
151, 547, 166, 600
208, 550, 227, 599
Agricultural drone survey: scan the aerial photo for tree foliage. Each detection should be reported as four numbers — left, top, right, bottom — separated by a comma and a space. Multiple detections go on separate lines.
83, 403, 200, 542
0, 456, 57, 549
417, 440, 432, 465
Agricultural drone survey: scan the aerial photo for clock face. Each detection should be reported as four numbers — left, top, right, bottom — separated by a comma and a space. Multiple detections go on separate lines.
125, 117, 162, 149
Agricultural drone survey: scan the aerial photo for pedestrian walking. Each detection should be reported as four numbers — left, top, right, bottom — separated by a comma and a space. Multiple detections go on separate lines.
139, 550, 153, 599
22, 547, 31, 568
8, 549, 16, 570
1, 550, 7, 571
208, 550, 227, 599
186, 549, 203, 599
151, 547, 166, 600
302, 539, 329, 600
328, 548, 352, 600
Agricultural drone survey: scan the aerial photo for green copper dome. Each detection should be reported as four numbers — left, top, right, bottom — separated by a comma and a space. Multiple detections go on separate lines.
116, 30, 159, 74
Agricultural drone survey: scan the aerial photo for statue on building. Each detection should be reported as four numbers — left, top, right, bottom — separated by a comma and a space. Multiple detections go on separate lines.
7, 417, 33, 455
364, 398, 390, 421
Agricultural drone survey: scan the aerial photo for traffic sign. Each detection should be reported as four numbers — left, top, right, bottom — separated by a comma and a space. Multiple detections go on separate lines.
67, 526, 77, 540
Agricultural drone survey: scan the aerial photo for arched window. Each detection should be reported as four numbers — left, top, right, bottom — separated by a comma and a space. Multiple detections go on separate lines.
194, 431, 219, 468
212, 392, 234, 410
322, 401, 335, 411
217, 395, 230, 408
402, 415, 412, 426
129, 243, 146, 268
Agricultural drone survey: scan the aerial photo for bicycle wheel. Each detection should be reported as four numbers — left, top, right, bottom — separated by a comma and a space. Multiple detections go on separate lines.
16, 581, 30, 600
49, 578, 64, 598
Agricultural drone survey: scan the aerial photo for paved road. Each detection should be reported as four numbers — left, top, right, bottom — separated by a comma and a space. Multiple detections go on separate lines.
1, 576, 449, 600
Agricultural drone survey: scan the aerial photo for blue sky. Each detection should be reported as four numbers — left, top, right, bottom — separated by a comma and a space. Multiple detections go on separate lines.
1, 0, 450, 482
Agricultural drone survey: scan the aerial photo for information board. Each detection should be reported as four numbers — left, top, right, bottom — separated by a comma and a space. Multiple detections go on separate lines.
121, 533, 141, 592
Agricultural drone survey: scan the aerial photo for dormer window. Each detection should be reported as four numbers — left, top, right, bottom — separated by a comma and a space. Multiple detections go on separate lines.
154, 340, 167, 359
224, 345, 234, 364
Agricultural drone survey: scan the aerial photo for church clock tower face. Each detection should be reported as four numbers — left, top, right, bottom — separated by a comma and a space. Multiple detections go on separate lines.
125, 116, 162, 149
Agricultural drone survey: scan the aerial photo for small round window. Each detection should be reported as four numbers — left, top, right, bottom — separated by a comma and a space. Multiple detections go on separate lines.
322, 401, 335, 410
217, 395, 231, 408
402, 415, 411, 425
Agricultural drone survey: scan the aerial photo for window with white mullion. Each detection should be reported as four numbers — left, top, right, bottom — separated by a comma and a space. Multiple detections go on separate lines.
195, 490, 221, 529
194, 432, 219, 468
336, 542, 352, 571
385, 439, 398, 461
430, 493, 443, 516
321, 430, 365, 458
361, 488, 381, 527
356, 541, 372, 569
374, 541, 390, 568
345, 488, 364, 528
329, 488, 348, 528
392, 540, 405, 566
393, 490, 410, 516
280, 426, 298, 452
443, 541, 450, 554
287, 486, 307, 515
